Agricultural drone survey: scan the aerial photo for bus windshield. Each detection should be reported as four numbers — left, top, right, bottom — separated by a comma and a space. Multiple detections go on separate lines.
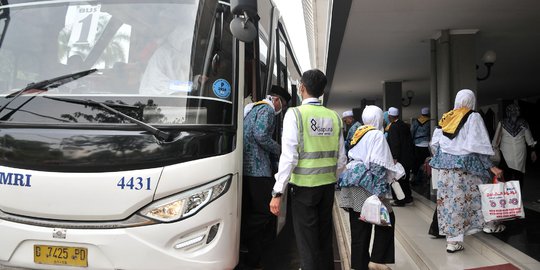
0, 0, 233, 126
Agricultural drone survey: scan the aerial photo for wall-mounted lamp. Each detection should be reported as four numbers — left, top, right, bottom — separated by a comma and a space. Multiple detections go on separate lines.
476, 50, 496, 81
402, 90, 414, 107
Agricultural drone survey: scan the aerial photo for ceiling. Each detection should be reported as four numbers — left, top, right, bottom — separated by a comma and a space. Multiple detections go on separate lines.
324, 0, 540, 116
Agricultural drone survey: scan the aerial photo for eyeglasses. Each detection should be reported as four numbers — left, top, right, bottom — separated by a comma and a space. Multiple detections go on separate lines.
271, 95, 287, 111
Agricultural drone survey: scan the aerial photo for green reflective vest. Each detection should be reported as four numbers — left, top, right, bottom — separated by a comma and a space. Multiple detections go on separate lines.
290, 104, 342, 187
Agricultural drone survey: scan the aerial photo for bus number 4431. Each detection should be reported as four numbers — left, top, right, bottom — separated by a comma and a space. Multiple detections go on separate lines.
117, 177, 151, 190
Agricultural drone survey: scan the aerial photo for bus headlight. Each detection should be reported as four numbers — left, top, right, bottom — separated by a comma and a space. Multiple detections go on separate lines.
139, 175, 231, 222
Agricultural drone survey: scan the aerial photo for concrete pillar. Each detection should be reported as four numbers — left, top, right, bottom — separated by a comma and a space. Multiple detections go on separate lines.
450, 34, 477, 98
383, 81, 402, 117
436, 30, 451, 120
434, 30, 477, 118
430, 30, 477, 195
430, 39, 438, 133
429, 39, 438, 197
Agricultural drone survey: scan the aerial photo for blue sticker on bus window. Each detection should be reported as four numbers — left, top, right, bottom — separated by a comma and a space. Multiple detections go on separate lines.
213, 79, 231, 99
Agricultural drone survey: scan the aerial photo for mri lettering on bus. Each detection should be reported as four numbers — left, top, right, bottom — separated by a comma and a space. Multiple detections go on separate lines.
0, 172, 32, 187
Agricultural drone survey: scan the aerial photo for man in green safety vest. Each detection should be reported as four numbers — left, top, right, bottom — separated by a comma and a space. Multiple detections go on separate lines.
269, 69, 347, 270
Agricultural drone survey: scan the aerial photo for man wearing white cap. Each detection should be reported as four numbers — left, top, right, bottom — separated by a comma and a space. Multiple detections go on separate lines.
410, 107, 431, 185
387, 107, 415, 206
342, 110, 361, 152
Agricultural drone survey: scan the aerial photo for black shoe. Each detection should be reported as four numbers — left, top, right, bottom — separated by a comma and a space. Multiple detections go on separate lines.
391, 201, 405, 207
428, 227, 445, 238
429, 233, 445, 239
392, 198, 412, 207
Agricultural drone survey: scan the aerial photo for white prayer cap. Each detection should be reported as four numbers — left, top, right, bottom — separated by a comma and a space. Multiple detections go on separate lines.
388, 107, 399, 116
421, 107, 430, 115
342, 110, 354, 118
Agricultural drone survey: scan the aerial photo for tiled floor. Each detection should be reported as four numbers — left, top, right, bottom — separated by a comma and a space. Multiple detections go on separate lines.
385, 220, 421, 270
259, 198, 421, 270
412, 163, 540, 264
394, 204, 504, 269
335, 206, 420, 270
281, 188, 540, 270
393, 189, 540, 270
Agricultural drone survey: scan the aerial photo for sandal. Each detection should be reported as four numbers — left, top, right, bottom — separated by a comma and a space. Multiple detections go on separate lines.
446, 242, 464, 253
483, 224, 506, 234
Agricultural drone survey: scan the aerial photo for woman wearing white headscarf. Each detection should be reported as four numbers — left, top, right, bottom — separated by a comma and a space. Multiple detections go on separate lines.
338, 105, 404, 270
493, 103, 537, 187
430, 89, 503, 253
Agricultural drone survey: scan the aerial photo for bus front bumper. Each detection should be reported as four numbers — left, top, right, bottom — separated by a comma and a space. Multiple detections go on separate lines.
0, 198, 239, 270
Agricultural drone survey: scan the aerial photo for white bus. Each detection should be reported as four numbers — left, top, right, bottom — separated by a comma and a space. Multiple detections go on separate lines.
0, 0, 302, 269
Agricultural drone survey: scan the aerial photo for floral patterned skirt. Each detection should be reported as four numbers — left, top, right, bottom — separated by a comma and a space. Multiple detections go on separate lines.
338, 162, 389, 196
437, 169, 485, 238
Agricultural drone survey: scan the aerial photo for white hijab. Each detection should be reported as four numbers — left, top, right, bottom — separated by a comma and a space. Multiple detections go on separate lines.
454, 89, 476, 110
431, 89, 494, 156
348, 105, 405, 182
362, 105, 384, 131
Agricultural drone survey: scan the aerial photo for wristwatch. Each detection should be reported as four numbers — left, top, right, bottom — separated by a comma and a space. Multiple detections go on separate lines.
271, 190, 282, 198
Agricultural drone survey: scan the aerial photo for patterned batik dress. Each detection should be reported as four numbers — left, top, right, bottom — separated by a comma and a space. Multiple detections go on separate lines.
338, 162, 393, 213
430, 148, 493, 238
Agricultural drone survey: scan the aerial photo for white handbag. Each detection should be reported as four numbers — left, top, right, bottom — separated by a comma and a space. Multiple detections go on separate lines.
478, 179, 525, 222
360, 195, 391, 226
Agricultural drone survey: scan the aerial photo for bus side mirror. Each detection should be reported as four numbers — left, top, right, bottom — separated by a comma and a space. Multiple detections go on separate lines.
230, 0, 258, 42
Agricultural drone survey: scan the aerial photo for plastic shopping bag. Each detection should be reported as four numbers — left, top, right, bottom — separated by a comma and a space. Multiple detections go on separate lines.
360, 195, 391, 226
478, 180, 525, 222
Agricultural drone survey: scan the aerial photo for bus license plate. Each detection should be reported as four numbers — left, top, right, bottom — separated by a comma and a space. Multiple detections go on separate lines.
34, 245, 88, 267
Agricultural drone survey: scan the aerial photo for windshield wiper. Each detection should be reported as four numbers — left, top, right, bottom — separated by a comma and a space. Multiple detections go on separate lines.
43, 96, 171, 142
5, 69, 98, 98
0, 0, 10, 49
0, 69, 98, 117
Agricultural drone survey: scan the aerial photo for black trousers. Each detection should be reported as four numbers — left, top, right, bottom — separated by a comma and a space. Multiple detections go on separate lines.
499, 154, 525, 188
412, 146, 430, 176
349, 210, 395, 270
428, 206, 440, 237
391, 168, 412, 202
240, 176, 276, 267
290, 183, 335, 270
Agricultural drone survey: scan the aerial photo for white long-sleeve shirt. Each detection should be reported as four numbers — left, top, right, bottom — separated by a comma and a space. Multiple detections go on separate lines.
273, 98, 347, 193
494, 121, 537, 173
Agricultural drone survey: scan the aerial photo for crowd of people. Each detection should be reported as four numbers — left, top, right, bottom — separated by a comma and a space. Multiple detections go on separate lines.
238, 69, 537, 270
